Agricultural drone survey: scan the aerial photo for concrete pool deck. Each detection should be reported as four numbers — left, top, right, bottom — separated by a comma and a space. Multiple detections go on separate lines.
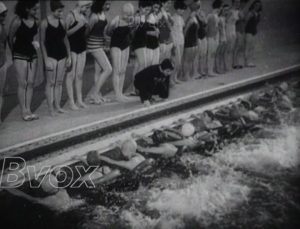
0, 44, 300, 156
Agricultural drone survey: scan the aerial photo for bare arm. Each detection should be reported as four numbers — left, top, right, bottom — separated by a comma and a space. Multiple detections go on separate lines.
40, 19, 49, 61
106, 16, 118, 37
98, 155, 137, 171
86, 13, 97, 36
61, 20, 71, 58
5, 188, 43, 205
66, 12, 85, 36
242, 0, 257, 16
8, 16, 21, 52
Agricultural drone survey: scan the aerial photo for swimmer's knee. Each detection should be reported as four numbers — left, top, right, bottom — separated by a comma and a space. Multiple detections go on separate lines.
27, 81, 34, 88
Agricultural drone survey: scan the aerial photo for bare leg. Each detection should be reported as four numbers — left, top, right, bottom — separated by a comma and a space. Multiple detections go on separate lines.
207, 37, 218, 76
233, 32, 245, 67
90, 49, 112, 103
0, 64, 7, 124
199, 38, 208, 76
45, 58, 57, 116
26, 59, 37, 117
245, 33, 255, 67
66, 52, 79, 110
14, 59, 30, 118
119, 48, 134, 102
54, 58, 67, 113
75, 51, 87, 108
183, 47, 194, 80
111, 47, 126, 102
152, 47, 160, 65
128, 48, 147, 94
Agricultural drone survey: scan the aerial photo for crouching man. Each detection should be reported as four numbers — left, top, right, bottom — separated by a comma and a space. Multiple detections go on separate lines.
134, 58, 174, 106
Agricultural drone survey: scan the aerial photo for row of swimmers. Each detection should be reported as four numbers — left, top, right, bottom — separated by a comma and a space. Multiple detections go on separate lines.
3, 81, 297, 212
0, 0, 262, 123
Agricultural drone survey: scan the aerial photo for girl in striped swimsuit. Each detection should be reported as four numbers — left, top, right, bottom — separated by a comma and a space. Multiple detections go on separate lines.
86, 0, 112, 104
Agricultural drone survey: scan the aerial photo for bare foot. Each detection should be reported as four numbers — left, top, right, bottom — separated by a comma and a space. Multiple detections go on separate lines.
48, 109, 56, 117
77, 101, 88, 109
57, 108, 67, 114
69, 102, 79, 111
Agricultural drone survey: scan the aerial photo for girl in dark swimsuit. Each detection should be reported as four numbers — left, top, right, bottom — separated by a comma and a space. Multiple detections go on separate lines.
146, 1, 160, 66
233, 0, 257, 68
86, 0, 112, 105
245, 0, 262, 67
196, 6, 208, 77
183, 3, 199, 80
8, 0, 40, 121
40, 0, 71, 116
107, 3, 135, 103
157, 0, 174, 62
0, 1, 7, 125
128, 1, 152, 96
65, 1, 91, 110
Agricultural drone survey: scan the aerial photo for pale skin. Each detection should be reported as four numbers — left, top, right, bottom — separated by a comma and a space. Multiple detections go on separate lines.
40, 12, 71, 116
86, 11, 112, 104
128, 8, 151, 95
146, 9, 160, 66
107, 4, 135, 102
183, 12, 198, 80
171, 10, 185, 83
196, 9, 208, 77
65, 5, 89, 110
0, 14, 8, 125
233, 0, 257, 67
8, 5, 40, 120
4, 188, 83, 212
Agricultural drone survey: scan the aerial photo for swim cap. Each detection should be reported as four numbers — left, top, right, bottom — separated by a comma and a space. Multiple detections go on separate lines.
254, 106, 266, 114
121, 139, 137, 155
245, 111, 259, 121
181, 123, 195, 137
40, 174, 59, 195
279, 82, 288, 92
0, 1, 7, 14
78, 0, 93, 7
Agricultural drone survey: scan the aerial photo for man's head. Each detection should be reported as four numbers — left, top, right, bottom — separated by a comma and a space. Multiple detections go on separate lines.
121, 139, 137, 159
0, 1, 7, 24
160, 59, 174, 76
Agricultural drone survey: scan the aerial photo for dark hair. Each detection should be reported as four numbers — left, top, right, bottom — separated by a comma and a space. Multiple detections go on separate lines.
160, 0, 169, 5
160, 58, 174, 70
250, 0, 262, 12
151, 0, 161, 7
50, 0, 64, 12
219, 3, 229, 15
203, 110, 215, 120
139, 0, 152, 8
91, 0, 106, 13
212, 0, 223, 9
15, 0, 39, 19
174, 0, 187, 10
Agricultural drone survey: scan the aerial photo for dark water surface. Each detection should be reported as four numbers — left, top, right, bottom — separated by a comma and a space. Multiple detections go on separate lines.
1, 84, 300, 229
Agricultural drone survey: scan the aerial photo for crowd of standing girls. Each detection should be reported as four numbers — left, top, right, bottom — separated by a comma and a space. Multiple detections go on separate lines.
0, 0, 262, 123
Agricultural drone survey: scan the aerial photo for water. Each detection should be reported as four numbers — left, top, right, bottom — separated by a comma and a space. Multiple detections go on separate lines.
1, 82, 300, 229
